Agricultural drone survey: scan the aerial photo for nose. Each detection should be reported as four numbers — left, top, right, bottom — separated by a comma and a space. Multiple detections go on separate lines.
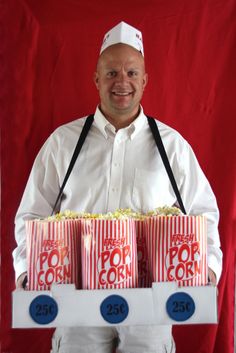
116, 70, 128, 83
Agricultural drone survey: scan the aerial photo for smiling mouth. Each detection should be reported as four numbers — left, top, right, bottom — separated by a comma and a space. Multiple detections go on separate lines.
111, 91, 133, 96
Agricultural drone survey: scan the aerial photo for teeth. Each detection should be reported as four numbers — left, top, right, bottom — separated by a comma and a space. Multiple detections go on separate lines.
113, 92, 131, 96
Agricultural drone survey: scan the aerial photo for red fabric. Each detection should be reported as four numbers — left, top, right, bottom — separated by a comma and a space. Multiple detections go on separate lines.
1, 0, 235, 352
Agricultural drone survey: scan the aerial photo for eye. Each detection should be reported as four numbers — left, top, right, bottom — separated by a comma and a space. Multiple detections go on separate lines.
128, 70, 138, 77
106, 71, 117, 78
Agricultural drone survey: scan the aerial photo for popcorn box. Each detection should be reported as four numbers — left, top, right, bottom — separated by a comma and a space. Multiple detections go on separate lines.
135, 219, 151, 288
145, 215, 207, 286
25, 219, 81, 290
81, 218, 138, 289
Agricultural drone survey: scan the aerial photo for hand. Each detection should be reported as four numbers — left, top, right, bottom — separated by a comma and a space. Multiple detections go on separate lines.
16, 272, 28, 290
208, 267, 217, 286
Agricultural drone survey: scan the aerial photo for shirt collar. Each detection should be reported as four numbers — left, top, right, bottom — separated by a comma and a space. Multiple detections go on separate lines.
94, 106, 146, 140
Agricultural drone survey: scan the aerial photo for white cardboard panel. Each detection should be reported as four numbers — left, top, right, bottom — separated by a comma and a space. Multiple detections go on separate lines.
12, 282, 218, 328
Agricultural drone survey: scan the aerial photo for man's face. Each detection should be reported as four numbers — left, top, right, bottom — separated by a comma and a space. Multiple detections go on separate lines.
94, 44, 148, 120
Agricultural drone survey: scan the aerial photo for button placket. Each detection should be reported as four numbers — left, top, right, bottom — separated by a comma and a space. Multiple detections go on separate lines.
107, 133, 126, 211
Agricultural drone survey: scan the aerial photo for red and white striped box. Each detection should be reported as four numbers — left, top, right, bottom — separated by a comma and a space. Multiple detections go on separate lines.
145, 215, 208, 286
25, 219, 81, 290
135, 219, 152, 288
81, 218, 138, 289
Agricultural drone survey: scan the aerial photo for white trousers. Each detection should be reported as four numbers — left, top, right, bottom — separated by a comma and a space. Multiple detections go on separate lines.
51, 325, 175, 353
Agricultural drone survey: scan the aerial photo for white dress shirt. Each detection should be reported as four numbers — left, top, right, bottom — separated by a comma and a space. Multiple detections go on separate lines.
13, 106, 222, 282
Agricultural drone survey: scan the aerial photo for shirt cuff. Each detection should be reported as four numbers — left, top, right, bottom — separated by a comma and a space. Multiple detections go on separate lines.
207, 253, 223, 284
14, 259, 28, 283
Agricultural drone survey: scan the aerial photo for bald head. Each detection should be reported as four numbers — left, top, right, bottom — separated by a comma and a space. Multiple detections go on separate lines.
97, 43, 145, 71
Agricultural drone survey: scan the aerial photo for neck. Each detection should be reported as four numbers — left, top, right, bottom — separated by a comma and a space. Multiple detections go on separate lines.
99, 106, 140, 131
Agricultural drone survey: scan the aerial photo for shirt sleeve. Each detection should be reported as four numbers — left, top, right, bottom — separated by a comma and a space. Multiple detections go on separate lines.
177, 141, 223, 283
13, 133, 60, 281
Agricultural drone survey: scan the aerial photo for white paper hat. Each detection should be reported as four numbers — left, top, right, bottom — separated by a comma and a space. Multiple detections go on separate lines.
100, 21, 144, 56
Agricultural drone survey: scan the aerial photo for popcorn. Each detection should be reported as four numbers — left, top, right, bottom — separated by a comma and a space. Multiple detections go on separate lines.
45, 208, 144, 221
26, 206, 207, 291
135, 218, 151, 287
81, 218, 138, 289
26, 219, 81, 290
46, 209, 88, 221
145, 215, 207, 286
146, 206, 182, 216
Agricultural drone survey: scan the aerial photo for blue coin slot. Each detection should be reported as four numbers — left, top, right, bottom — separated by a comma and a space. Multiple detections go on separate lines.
100, 295, 129, 324
166, 292, 195, 321
29, 295, 58, 325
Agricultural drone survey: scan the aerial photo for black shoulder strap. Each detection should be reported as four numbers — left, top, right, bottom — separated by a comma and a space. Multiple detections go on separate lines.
51, 114, 94, 215
147, 116, 187, 214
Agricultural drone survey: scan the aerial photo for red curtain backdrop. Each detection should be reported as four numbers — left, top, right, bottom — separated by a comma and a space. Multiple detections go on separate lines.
1, 0, 235, 352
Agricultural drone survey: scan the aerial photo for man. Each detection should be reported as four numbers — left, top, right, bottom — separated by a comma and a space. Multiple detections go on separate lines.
13, 22, 222, 353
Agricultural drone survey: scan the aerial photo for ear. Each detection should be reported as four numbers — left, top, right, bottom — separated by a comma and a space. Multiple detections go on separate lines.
94, 72, 99, 89
143, 73, 148, 90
